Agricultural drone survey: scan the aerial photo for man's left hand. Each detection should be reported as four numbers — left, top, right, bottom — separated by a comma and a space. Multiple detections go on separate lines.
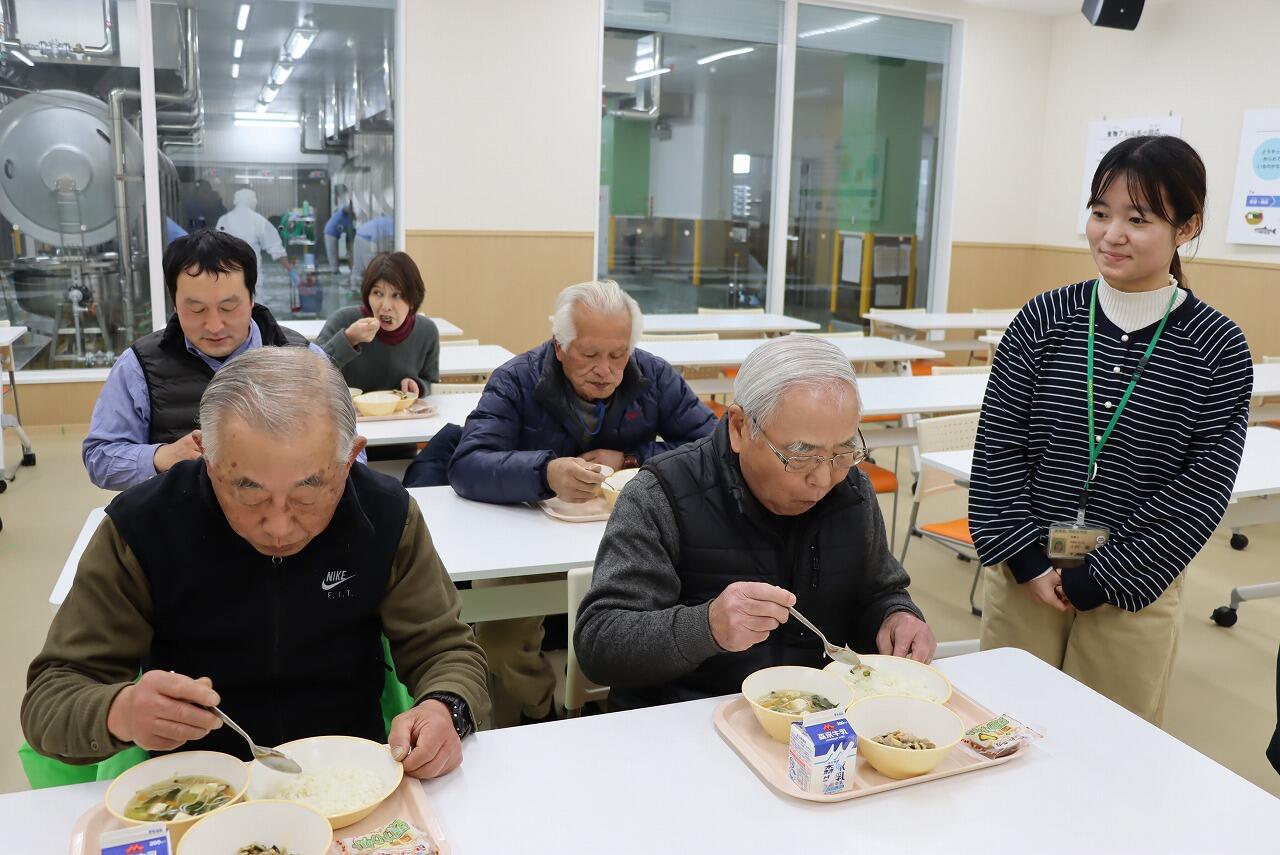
388, 700, 461, 780
400, 377, 421, 397
581, 449, 625, 471
875, 611, 937, 663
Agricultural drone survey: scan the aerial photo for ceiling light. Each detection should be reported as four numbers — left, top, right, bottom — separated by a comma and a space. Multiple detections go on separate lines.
8, 47, 35, 67
733, 154, 751, 174
625, 67, 670, 83
235, 111, 296, 121
259, 83, 279, 103
798, 15, 880, 38
235, 118, 299, 128
697, 46, 754, 66
285, 24, 319, 60
233, 38, 244, 58
270, 61, 293, 86
230, 62, 240, 78
236, 4, 251, 31
255, 101, 269, 113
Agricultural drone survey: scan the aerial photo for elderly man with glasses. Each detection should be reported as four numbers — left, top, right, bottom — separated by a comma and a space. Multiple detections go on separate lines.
574, 335, 935, 710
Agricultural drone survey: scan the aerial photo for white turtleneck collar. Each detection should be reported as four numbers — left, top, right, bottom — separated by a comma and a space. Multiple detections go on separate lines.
1096, 274, 1187, 334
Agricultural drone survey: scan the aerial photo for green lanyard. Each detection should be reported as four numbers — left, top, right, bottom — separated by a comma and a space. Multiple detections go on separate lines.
1080, 279, 1178, 524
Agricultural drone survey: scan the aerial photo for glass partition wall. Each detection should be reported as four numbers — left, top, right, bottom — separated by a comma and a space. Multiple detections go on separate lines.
598, 1, 953, 326
0, 0, 396, 371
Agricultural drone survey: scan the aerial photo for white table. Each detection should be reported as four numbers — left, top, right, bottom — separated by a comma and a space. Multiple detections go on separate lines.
280, 317, 464, 340
643, 313, 819, 335
413, 485, 606, 623
864, 310, 1017, 333
51, 482, 605, 624
0, 325, 32, 482
357, 393, 481, 447
438, 344, 514, 378
640, 335, 944, 370
8, 649, 1276, 853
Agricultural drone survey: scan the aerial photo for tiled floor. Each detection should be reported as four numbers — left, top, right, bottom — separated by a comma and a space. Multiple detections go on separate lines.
2, 422, 1277, 798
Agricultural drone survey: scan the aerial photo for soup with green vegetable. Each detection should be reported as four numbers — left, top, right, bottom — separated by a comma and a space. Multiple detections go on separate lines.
123, 775, 235, 821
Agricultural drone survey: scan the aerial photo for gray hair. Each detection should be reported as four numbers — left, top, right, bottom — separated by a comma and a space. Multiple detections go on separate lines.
199, 348, 358, 464
550, 279, 643, 349
733, 335, 860, 434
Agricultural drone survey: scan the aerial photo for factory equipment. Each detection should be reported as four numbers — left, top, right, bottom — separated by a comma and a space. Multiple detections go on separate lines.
0, 1, 199, 369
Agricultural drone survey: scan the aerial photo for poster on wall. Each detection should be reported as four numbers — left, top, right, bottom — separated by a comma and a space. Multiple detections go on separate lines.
1076, 115, 1183, 234
1227, 109, 1280, 247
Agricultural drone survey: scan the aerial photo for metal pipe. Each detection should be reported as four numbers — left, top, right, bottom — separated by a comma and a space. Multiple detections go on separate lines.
79, 0, 119, 57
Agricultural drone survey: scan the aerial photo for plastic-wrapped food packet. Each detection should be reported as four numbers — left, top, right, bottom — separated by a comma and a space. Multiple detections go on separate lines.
962, 714, 1039, 758
336, 818, 434, 855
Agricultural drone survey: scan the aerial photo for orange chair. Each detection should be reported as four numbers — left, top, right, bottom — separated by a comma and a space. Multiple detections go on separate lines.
900, 412, 982, 615
857, 458, 900, 547
703, 399, 727, 419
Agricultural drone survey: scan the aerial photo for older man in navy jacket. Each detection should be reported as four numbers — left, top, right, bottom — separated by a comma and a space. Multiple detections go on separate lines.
448, 279, 717, 723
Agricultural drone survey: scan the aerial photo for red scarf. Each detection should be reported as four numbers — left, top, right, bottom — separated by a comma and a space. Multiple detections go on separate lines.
360, 305, 417, 346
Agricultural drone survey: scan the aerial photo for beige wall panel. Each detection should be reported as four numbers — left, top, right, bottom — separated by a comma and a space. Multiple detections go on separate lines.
407, 230, 595, 355
8, 382, 101, 427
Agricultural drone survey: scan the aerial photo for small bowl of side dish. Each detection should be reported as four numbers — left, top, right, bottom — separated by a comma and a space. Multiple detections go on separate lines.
246, 735, 402, 830
741, 666, 855, 744
177, 800, 332, 855
104, 751, 250, 842
352, 391, 401, 417
844, 695, 964, 780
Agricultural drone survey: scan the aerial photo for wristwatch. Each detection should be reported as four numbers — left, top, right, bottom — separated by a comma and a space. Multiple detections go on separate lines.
423, 692, 475, 739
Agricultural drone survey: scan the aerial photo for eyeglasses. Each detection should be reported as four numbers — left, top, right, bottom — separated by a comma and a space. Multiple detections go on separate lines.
749, 415, 869, 474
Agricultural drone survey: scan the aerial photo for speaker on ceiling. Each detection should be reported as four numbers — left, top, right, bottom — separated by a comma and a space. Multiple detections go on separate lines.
1081, 0, 1145, 30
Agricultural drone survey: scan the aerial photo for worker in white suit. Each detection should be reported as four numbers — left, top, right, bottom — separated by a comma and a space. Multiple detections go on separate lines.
216, 189, 297, 287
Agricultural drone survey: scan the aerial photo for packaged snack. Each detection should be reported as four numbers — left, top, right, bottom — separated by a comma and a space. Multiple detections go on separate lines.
788, 708, 858, 795
962, 713, 1031, 758
336, 817, 434, 855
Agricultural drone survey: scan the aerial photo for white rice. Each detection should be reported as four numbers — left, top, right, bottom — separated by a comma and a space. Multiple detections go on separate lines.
840, 664, 943, 702
264, 767, 386, 815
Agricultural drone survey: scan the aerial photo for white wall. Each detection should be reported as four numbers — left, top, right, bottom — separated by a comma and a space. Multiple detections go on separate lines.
1035, 0, 1280, 263
400, 0, 602, 232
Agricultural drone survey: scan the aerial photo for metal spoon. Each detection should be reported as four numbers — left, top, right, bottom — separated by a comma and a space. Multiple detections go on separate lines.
787, 606, 871, 671
209, 706, 302, 774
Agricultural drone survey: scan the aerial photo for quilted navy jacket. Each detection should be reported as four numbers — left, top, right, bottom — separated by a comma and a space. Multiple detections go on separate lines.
448, 340, 717, 504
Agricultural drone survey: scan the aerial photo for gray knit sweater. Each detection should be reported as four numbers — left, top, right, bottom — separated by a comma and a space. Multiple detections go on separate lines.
574, 469, 922, 692
317, 307, 440, 396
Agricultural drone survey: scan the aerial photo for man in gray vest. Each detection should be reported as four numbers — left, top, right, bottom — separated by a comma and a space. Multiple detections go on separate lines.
83, 229, 320, 490
574, 335, 936, 710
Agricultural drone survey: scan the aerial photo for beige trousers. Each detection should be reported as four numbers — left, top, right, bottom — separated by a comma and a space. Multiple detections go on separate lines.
979, 563, 1186, 726
473, 575, 557, 719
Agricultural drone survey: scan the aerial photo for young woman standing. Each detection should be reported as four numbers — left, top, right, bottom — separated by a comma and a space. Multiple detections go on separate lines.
969, 136, 1254, 724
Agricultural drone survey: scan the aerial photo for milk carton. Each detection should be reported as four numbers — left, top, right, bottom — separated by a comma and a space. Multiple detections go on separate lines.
788, 709, 858, 795
100, 824, 171, 855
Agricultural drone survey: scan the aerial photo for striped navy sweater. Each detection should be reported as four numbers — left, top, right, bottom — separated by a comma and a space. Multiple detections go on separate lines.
969, 280, 1253, 612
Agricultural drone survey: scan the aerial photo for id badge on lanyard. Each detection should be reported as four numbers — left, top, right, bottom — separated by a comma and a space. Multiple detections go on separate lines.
1046, 280, 1176, 564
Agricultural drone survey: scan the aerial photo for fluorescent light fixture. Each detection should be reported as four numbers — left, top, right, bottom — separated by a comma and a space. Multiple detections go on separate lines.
233, 38, 244, 58
625, 67, 670, 83
235, 118, 299, 128
236, 4, 251, 30
285, 24, 319, 60
697, 46, 754, 65
235, 111, 296, 121
733, 154, 751, 174
270, 61, 293, 86
230, 62, 240, 78
259, 83, 279, 103
798, 15, 880, 38
255, 101, 269, 113
8, 47, 34, 67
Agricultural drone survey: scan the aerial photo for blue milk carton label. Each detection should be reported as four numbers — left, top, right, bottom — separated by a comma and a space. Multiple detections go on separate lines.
788, 709, 858, 795
100, 823, 172, 855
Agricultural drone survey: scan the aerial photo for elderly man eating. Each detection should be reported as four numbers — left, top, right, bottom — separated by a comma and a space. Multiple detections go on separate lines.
574, 335, 936, 710
446, 279, 717, 724
24, 348, 489, 780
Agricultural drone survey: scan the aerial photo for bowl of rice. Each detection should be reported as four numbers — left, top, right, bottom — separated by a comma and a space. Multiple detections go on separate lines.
822, 655, 952, 704
246, 735, 402, 830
